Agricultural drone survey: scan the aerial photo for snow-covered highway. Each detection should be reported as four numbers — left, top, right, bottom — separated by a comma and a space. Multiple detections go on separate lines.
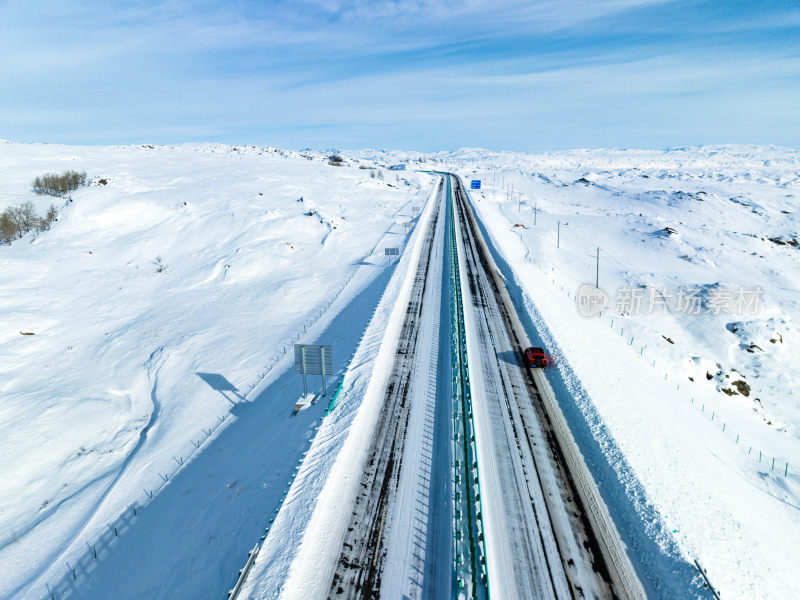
238, 173, 648, 599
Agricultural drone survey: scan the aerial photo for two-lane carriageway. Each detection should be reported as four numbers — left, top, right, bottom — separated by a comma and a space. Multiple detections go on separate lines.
305, 173, 645, 599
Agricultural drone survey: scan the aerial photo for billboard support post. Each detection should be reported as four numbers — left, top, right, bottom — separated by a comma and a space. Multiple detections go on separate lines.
301, 346, 307, 396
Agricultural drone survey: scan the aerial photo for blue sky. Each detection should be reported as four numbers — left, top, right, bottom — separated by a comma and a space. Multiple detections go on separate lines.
1, 0, 798, 151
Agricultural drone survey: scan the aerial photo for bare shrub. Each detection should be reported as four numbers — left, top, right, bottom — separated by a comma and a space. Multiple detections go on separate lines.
0, 201, 59, 244
38, 204, 58, 231
0, 212, 15, 243
32, 170, 87, 196
7, 201, 37, 233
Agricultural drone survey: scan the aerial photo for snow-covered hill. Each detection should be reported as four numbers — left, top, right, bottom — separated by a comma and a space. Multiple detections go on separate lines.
0, 142, 430, 598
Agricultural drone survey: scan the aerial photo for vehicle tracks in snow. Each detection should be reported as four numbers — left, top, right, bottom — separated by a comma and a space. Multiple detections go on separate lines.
328, 182, 443, 600
325, 174, 643, 600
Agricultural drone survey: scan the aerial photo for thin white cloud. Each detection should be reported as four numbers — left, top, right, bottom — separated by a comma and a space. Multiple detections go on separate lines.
0, 0, 797, 149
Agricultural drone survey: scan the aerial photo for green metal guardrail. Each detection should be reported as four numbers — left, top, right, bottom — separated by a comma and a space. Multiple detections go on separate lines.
447, 173, 490, 600
325, 376, 345, 415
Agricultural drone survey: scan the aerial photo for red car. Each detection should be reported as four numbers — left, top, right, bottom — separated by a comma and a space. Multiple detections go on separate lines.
523, 346, 547, 368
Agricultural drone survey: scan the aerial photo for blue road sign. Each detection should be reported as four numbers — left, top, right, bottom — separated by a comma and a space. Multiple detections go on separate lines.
471, 180, 481, 189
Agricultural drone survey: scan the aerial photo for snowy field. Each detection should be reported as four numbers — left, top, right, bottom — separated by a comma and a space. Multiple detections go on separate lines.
0, 141, 430, 598
422, 146, 799, 599
2, 141, 799, 599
